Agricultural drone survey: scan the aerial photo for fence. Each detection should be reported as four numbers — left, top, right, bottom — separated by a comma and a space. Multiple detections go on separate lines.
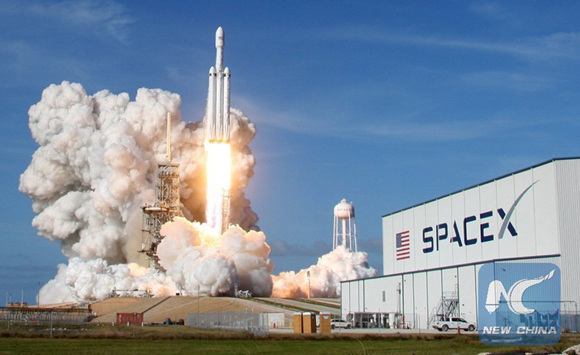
485, 308, 579, 333
188, 312, 269, 335
562, 312, 580, 332
0, 307, 91, 325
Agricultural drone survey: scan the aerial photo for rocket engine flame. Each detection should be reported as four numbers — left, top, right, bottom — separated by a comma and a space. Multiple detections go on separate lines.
205, 141, 232, 235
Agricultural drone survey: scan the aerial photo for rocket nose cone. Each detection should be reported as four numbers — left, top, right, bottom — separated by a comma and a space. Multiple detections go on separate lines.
216, 27, 224, 48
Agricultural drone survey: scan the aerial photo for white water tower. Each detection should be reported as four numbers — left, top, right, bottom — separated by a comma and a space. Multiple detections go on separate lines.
333, 198, 358, 252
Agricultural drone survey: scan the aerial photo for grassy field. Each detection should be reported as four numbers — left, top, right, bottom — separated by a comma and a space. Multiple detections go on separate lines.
0, 323, 578, 354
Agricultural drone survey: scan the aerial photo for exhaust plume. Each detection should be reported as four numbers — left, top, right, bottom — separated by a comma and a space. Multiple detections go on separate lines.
21, 81, 376, 303
272, 246, 377, 298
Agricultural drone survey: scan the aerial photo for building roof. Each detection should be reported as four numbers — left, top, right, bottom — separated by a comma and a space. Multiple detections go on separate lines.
382, 157, 580, 218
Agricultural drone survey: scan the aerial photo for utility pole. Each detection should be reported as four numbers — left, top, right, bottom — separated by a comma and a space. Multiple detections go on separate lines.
307, 271, 311, 299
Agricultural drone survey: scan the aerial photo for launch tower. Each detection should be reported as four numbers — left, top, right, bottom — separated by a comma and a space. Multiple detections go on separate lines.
140, 113, 183, 270
333, 198, 358, 252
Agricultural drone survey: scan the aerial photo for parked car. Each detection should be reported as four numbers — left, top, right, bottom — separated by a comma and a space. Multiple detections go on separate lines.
331, 319, 351, 329
432, 317, 476, 332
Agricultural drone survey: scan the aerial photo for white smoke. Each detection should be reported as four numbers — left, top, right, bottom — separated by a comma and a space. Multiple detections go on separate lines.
271, 246, 378, 298
22, 81, 262, 302
39, 258, 177, 304
156, 218, 273, 296
20, 82, 258, 265
22, 81, 376, 303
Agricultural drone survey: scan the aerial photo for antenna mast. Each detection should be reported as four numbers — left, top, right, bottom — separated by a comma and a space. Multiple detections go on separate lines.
166, 112, 172, 163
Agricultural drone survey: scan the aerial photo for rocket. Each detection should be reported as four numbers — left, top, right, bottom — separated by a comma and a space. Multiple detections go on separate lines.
204, 27, 231, 142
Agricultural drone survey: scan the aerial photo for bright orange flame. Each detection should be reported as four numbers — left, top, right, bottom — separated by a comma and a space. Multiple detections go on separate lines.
205, 141, 231, 234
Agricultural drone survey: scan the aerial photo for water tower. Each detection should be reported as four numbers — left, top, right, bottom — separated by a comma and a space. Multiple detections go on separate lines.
333, 198, 358, 252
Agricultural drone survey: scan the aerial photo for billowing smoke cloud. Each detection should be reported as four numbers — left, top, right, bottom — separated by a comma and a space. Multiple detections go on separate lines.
20, 81, 262, 302
20, 81, 258, 266
20, 81, 376, 303
272, 246, 377, 298
157, 218, 273, 296
40, 258, 177, 304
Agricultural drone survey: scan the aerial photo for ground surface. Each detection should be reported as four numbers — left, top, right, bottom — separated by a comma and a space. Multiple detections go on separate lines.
0, 324, 578, 354
257, 298, 340, 316
90, 296, 338, 325
6, 298, 576, 354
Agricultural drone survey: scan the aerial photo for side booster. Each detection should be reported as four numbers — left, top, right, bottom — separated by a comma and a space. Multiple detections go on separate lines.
205, 27, 231, 142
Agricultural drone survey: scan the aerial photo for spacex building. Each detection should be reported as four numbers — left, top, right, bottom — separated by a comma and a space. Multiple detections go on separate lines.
341, 158, 580, 330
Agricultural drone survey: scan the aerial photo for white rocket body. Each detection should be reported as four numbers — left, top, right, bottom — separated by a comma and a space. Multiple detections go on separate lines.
205, 27, 231, 142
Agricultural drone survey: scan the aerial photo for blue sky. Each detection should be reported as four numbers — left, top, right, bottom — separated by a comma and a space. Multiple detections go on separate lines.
1, 1, 580, 303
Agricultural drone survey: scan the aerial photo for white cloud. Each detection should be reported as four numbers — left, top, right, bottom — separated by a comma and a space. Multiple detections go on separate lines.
359, 119, 498, 142
460, 71, 555, 92
15, 0, 133, 41
234, 95, 359, 139
322, 27, 580, 62
235, 95, 524, 143
0, 38, 91, 85
470, 2, 506, 19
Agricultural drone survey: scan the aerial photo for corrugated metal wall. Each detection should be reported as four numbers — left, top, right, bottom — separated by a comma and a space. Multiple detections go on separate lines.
384, 164, 563, 276
555, 160, 580, 309
341, 256, 567, 330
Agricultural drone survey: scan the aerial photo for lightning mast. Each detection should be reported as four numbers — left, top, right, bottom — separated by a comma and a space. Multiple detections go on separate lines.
140, 113, 183, 270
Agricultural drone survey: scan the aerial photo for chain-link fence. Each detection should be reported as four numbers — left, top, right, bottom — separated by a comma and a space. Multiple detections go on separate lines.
562, 312, 580, 332
188, 312, 268, 335
0, 307, 91, 325
482, 300, 579, 332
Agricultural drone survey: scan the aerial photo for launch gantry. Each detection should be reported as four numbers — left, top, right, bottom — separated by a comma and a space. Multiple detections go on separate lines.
140, 113, 183, 270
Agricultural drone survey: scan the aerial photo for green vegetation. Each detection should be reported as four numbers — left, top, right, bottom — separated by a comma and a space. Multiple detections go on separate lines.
0, 323, 578, 354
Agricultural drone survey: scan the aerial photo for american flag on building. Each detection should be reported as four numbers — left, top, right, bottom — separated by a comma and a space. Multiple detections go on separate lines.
396, 231, 410, 260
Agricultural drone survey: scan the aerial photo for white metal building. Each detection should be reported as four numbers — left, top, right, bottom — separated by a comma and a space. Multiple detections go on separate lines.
341, 158, 580, 329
